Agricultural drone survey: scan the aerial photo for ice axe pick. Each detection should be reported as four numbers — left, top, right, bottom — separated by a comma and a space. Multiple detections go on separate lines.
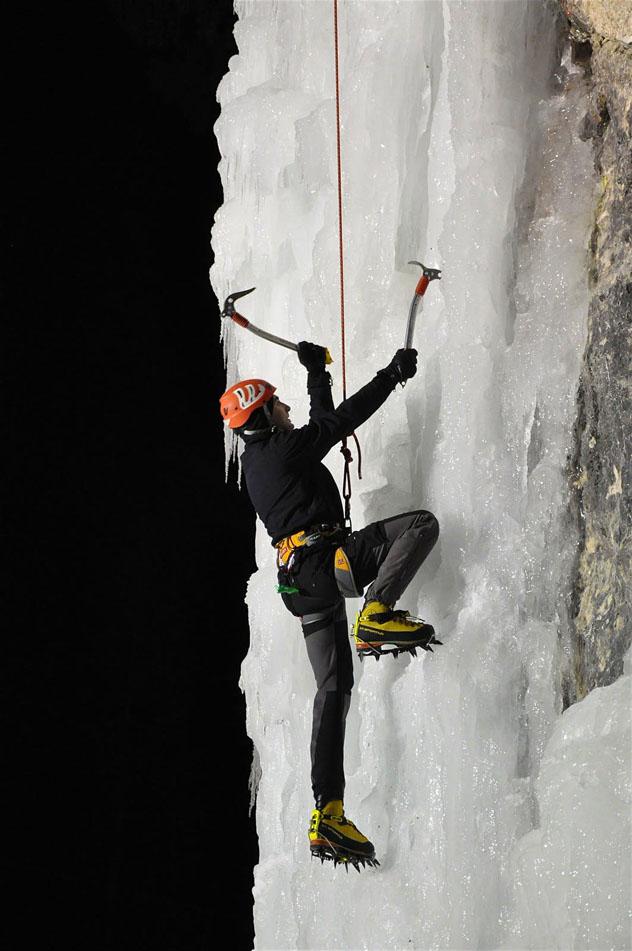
221, 287, 333, 365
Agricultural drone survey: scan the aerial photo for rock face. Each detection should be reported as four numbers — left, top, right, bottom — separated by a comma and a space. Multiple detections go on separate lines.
562, 0, 632, 45
560, 1, 632, 705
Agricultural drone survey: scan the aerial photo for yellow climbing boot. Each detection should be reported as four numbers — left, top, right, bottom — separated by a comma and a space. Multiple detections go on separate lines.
353, 600, 440, 659
308, 799, 378, 869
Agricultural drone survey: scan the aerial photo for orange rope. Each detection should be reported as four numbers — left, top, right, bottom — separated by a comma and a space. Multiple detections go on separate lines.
333, 0, 361, 529
333, 0, 347, 399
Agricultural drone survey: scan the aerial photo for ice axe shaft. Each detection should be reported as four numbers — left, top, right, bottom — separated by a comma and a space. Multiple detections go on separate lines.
230, 313, 302, 354
404, 261, 441, 350
221, 287, 332, 365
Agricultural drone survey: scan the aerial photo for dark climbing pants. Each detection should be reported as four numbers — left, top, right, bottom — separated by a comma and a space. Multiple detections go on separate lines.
284, 509, 439, 806
345, 508, 440, 607
301, 600, 353, 808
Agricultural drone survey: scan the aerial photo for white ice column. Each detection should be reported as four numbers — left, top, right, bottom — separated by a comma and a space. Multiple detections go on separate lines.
208, 2, 625, 949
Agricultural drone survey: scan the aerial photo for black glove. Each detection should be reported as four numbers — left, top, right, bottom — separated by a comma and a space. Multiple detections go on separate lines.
297, 341, 328, 373
378, 348, 418, 385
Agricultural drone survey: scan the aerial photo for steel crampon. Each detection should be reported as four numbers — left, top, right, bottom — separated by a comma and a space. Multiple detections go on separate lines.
356, 639, 421, 661
354, 629, 443, 662
310, 841, 380, 872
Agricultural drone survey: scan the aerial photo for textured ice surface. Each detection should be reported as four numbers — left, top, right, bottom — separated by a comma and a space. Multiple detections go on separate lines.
506, 654, 631, 950
210, 1, 631, 948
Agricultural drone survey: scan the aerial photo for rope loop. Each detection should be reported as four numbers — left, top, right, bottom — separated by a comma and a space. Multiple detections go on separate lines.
340, 432, 362, 530
341, 440, 352, 529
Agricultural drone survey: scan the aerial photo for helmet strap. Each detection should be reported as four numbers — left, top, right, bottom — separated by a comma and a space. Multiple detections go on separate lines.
241, 397, 276, 436
262, 398, 277, 429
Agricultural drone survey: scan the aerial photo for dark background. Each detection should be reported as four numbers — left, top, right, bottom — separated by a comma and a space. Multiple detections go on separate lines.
7, 2, 259, 948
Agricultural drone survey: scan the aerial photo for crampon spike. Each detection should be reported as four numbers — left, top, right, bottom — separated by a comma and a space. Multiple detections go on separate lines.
356, 640, 438, 660
311, 843, 378, 871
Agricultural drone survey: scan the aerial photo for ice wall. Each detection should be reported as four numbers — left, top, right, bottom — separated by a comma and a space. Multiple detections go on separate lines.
210, 1, 631, 948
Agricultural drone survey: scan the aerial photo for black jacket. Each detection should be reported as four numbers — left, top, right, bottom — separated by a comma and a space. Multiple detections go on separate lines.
240, 367, 397, 545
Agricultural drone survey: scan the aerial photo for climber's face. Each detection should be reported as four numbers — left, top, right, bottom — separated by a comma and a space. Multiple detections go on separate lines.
271, 397, 293, 432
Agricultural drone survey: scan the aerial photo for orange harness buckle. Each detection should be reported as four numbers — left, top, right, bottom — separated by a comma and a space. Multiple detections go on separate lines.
275, 530, 309, 569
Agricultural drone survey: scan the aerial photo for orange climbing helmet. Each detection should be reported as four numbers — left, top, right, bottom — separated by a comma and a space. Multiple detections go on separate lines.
219, 379, 276, 429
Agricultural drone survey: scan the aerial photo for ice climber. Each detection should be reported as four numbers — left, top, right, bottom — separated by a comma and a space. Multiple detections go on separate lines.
220, 342, 441, 869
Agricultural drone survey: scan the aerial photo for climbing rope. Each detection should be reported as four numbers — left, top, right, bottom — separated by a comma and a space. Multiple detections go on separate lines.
333, 0, 346, 397
333, 0, 361, 530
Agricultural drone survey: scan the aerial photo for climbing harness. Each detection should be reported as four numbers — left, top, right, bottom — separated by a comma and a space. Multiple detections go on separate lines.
275, 524, 347, 595
274, 523, 362, 601
276, 524, 345, 567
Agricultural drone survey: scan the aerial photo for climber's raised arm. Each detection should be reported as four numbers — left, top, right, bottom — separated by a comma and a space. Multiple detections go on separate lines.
286, 348, 418, 463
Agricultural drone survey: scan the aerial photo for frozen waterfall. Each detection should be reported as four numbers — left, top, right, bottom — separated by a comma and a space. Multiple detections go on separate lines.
210, 1, 631, 948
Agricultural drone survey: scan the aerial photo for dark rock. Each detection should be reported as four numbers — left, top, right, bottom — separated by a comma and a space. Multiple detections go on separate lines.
563, 21, 632, 706
559, 0, 632, 45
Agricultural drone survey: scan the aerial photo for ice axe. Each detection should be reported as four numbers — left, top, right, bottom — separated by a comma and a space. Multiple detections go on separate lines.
404, 261, 441, 350
221, 286, 333, 365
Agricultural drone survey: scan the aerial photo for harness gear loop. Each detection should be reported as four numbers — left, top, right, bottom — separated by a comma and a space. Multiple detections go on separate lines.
334, 0, 361, 529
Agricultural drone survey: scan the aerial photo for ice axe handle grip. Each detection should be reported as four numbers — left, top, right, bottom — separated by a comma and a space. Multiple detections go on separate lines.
230, 312, 249, 328
415, 275, 430, 296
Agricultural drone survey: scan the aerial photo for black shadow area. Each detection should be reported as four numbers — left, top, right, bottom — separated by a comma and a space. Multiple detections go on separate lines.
6, 3, 259, 949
